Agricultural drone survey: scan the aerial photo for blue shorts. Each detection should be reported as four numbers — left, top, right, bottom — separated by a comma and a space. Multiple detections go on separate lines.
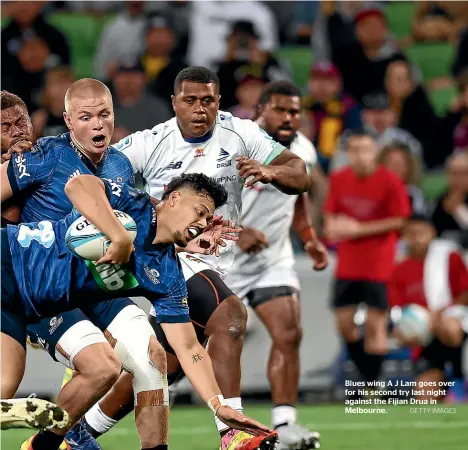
1, 228, 27, 348
26, 297, 135, 362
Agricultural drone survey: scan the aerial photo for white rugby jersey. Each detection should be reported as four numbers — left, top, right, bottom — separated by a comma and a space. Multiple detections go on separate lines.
231, 131, 317, 274
114, 111, 285, 274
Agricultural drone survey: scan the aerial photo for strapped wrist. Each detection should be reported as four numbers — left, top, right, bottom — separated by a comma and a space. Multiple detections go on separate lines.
208, 394, 227, 415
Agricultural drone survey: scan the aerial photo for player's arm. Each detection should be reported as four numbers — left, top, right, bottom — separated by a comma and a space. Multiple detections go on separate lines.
292, 192, 328, 270
64, 175, 133, 264
1, 162, 14, 202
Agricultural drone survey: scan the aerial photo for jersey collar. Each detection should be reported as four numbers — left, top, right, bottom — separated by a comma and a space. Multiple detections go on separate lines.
181, 126, 214, 144
67, 133, 108, 173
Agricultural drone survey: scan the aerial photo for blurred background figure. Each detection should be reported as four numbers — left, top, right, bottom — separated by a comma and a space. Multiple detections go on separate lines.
30, 66, 74, 141
229, 75, 265, 120
431, 153, 468, 248
302, 61, 361, 173
93, 1, 146, 82
216, 20, 290, 111
1, 1, 70, 111
111, 57, 172, 142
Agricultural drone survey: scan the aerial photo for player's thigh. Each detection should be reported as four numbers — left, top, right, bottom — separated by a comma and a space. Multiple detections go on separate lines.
251, 286, 302, 345
331, 280, 359, 338
1, 309, 27, 398
27, 309, 108, 370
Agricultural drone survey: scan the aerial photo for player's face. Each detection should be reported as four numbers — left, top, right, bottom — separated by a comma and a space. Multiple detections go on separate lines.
64, 93, 114, 158
167, 189, 215, 247
172, 82, 220, 138
346, 135, 377, 175
1, 105, 33, 155
403, 221, 435, 255
258, 94, 301, 146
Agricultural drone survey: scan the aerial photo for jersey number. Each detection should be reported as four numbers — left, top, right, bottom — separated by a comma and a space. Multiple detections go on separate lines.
17, 221, 55, 248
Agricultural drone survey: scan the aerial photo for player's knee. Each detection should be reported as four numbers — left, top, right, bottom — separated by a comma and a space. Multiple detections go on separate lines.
335, 317, 357, 342
81, 351, 120, 393
435, 317, 464, 348
148, 336, 167, 377
271, 323, 302, 351
208, 295, 247, 341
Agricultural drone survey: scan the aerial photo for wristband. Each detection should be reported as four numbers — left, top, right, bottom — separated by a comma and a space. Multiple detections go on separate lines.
208, 394, 227, 415
300, 227, 317, 244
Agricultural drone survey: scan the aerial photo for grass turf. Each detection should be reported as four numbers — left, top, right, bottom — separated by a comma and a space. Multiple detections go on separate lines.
2, 403, 467, 449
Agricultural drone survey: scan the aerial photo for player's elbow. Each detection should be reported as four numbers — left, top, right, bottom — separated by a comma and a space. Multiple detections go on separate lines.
65, 175, 102, 197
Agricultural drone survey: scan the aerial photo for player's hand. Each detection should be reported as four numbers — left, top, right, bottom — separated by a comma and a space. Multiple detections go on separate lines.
305, 239, 329, 271
236, 156, 276, 187
1, 139, 33, 163
96, 235, 134, 265
215, 406, 276, 437
237, 227, 269, 254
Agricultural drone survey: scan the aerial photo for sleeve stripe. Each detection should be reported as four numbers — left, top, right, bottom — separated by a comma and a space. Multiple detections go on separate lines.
7, 160, 20, 193
264, 145, 285, 165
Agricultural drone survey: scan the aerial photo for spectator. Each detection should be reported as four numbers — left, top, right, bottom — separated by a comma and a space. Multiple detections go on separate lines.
30, 66, 74, 141
1, 1, 70, 111
111, 58, 172, 143
216, 20, 290, 110
326, 6, 407, 104
384, 60, 438, 166
302, 61, 361, 173
452, 27, 468, 78
431, 153, 468, 247
229, 75, 265, 120
379, 143, 426, 215
93, 1, 147, 82
412, 1, 468, 44
436, 70, 468, 164
187, 1, 278, 69
141, 12, 187, 110
324, 129, 410, 387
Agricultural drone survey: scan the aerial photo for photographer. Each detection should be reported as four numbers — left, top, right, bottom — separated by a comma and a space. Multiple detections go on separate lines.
216, 21, 290, 110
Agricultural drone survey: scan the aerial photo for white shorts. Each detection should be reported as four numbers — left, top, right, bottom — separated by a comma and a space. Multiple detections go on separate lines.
179, 252, 224, 281
56, 320, 107, 370
225, 261, 300, 302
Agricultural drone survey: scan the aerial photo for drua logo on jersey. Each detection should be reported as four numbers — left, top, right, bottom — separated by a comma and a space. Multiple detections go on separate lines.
216, 148, 231, 168
86, 260, 139, 292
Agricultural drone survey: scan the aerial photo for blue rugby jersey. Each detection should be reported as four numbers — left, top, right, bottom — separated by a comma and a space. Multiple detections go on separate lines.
6, 181, 189, 324
7, 133, 135, 222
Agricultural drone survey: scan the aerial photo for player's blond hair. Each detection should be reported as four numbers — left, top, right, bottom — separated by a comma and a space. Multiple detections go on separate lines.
64, 78, 112, 114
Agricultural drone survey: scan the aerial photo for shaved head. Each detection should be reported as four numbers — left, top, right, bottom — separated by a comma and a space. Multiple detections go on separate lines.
64, 78, 112, 114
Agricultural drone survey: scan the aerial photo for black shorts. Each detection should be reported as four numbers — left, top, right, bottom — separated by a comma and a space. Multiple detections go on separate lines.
151, 269, 235, 355
416, 337, 464, 378
247, 286, 299, 309
331, 279, 388, 311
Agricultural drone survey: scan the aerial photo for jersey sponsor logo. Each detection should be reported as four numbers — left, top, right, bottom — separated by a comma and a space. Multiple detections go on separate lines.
17, 221, 55, 248
114, 136, 131, 152
85, 261, 139, 292
216, 148, 231, 168
49, 316, 64, 335
144, 265, 160, 284
181, 296, 188, 305
216, 175, 237, 184
68, 170, 81, 181
194, 148, 205, 158
184, 254, 203, 263
102, 178, 122, 197
164, 161, 183, 170
15, 155, 30, 179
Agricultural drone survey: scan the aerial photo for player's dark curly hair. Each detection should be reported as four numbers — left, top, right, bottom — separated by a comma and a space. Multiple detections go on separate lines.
1, 90, 28, 112
257, 81, 302, 106
174, 66, 220, 94
162, 173, 228, 209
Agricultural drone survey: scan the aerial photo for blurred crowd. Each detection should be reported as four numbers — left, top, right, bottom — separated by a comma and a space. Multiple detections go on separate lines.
1, 0, 468, 248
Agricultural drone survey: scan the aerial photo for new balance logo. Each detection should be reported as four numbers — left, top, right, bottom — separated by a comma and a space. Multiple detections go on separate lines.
217, 148, 231, 168
164, 161, 183, 170
68, 170, 81, 180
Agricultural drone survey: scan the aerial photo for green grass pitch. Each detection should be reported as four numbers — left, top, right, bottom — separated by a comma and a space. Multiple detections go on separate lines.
3, 403, 468, 449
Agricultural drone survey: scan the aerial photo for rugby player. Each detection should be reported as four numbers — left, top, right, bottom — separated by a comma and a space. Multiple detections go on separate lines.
1, 172, 275, 449
226, 81, 328, 450
70, 66, 311, 450
1, 83, 243, 450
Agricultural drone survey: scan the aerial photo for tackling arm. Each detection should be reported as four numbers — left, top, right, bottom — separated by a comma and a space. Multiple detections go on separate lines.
268, 150, 311, 195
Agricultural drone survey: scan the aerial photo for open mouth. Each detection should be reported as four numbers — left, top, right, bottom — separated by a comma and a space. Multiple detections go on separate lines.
191, 119, 206, 126
186, 226, 202, 241
92, 134, 107, 147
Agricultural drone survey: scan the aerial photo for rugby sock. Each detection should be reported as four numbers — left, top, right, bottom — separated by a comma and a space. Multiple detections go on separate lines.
31, 430, 64, 450
272, 404, 296, 429
346, 339, 369, 380
215, 397, 243, 434
84, 403, 117, 437
364, 353, 384, 383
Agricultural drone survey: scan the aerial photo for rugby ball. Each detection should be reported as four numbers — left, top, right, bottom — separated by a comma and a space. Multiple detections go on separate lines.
65, 210, 137, 261
395, 304, 432, 346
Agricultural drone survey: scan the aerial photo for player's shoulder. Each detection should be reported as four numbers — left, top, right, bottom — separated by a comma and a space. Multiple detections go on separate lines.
217, 111, 259, 137
107, 145, 133, 167
291, 131, 317, 163
34, 133, 71, 158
